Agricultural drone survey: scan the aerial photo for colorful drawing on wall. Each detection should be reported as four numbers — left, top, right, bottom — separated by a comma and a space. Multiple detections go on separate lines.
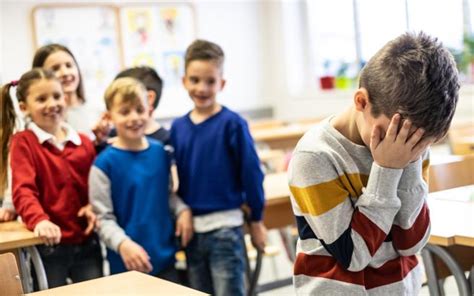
126, 9, 153, 46
132, 53, 155, 67
120, 4, 195, 90
162, 51, 184, 86
160, 7, 178, 36
33, 6, 122, 116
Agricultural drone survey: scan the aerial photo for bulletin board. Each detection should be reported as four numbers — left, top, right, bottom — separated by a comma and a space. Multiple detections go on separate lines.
32, 3, 196, 115
32, 5, 123, 107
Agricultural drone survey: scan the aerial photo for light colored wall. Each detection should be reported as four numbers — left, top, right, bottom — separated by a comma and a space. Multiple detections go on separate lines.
0, 0, 270, 119
1, 0, 473, 122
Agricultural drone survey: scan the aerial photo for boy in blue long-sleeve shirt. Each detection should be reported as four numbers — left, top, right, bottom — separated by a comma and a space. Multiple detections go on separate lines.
171, 39, 267, 296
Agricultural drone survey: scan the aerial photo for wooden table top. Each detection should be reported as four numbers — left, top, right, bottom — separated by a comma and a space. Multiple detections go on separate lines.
262, 174, 474, 249
252, 123, 314, 142
26, 271, 207, 295
263, 172, 291, 203
428, 185, 474, 247
0, 221, 43, 251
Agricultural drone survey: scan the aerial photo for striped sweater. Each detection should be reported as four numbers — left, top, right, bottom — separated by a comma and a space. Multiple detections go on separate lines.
288, 118, 430, 295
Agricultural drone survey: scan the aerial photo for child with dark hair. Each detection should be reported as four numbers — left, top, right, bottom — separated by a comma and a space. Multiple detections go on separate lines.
171, 39, 267, 296
288, 32, 459, 295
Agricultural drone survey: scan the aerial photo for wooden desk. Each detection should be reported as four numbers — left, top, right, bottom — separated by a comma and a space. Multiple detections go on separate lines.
423, 185, 474, 296
252, 123, 316, 150
26, 271, 206, 295
263, 172, 293, 229
0, 221, 43, 251
0, 221, 47, 291
428, 185, 474, 247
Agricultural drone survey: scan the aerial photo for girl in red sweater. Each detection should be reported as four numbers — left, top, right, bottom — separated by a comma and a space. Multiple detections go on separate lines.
0, 68, 103, 288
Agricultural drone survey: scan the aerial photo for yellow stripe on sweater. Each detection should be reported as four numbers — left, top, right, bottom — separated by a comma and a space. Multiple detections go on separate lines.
290, 173, 368, 216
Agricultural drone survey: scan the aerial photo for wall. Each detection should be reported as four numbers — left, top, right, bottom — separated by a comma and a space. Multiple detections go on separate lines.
1, 0, 473, 122
0, 0, 271, 119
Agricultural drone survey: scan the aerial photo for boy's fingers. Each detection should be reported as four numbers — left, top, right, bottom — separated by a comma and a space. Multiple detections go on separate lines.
396, 120, 411, 143
77, 207, 85, 217
84, 223, 94, 235
175, 224, 182, 236
407, 128, 425, 147
370, 126, 381, 151
386, 114, 401, 141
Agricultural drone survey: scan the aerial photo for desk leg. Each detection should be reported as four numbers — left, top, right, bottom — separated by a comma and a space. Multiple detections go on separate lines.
24, 246, 48, 290
421, 244, 471, 296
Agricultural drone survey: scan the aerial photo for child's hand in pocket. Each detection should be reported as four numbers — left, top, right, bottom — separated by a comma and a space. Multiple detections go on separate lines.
118, 239, 153, 273
34, 220, 61, 246
175, 209, 193, 247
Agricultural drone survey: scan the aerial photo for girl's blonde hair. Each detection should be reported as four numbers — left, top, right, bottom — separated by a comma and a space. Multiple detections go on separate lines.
104, 77, 147, 111
0, 68, 57, 192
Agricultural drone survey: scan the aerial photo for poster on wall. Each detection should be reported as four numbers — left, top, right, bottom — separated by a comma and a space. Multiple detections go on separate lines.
33, 6, 122, 121
120, 4, 195, 88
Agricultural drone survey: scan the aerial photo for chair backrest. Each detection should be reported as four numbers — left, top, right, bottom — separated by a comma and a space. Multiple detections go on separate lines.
429, 155, 474, 192
0, 252, 24, 296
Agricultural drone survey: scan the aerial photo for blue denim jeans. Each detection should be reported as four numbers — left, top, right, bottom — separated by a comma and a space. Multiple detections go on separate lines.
36, 234, 103, 288
185, 226, 245, 296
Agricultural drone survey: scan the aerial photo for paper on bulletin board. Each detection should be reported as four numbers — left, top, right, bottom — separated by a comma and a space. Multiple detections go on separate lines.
120, 4, 195, 88
33, 6, 122, 122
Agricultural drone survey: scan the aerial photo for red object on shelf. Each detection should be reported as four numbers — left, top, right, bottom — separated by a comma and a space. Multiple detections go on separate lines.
319, 76, 335, 90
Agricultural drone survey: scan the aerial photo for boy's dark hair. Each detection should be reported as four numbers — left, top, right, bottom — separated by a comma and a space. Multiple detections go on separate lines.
32, 43, 86, 103
184, 39, 225, 72
114, 66, 163, 109
359, 32, 460, 139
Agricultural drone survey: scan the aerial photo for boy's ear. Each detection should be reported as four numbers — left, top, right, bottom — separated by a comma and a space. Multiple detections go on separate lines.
354, 88, 370, 112
147, 90, 156, 113
219, 78, 226, 91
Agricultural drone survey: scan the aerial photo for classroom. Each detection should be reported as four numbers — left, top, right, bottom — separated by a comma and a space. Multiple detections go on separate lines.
0, 0, 473, 295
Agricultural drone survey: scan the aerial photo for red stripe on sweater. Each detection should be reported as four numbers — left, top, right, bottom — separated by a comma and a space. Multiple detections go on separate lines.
294, 253, 419, 289
391, 202, 430, 250
351, 209, 387, 256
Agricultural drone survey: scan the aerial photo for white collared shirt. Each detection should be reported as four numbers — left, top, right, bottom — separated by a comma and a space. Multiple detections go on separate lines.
28, 122, 82, 151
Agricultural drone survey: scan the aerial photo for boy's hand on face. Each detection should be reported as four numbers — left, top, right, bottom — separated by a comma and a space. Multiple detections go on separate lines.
0, 208, 17, 222
370, 114, 432, 169
34, 220, 61, 246
249, 222, 267, 252
175, 209, 193, 247
77, 204, 98, 235
118, 239, 153, 273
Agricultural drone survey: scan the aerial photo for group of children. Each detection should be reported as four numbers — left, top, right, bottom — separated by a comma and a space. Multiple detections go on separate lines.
0, 39, 266, 295
0, 31, 461, 295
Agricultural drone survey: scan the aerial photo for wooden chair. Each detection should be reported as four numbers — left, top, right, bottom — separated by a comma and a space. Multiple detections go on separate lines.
428, 155, 474, 192
0, 252, 24, 296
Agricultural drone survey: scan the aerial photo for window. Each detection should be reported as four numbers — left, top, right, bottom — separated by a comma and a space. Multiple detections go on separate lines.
302, 0, 471, 91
